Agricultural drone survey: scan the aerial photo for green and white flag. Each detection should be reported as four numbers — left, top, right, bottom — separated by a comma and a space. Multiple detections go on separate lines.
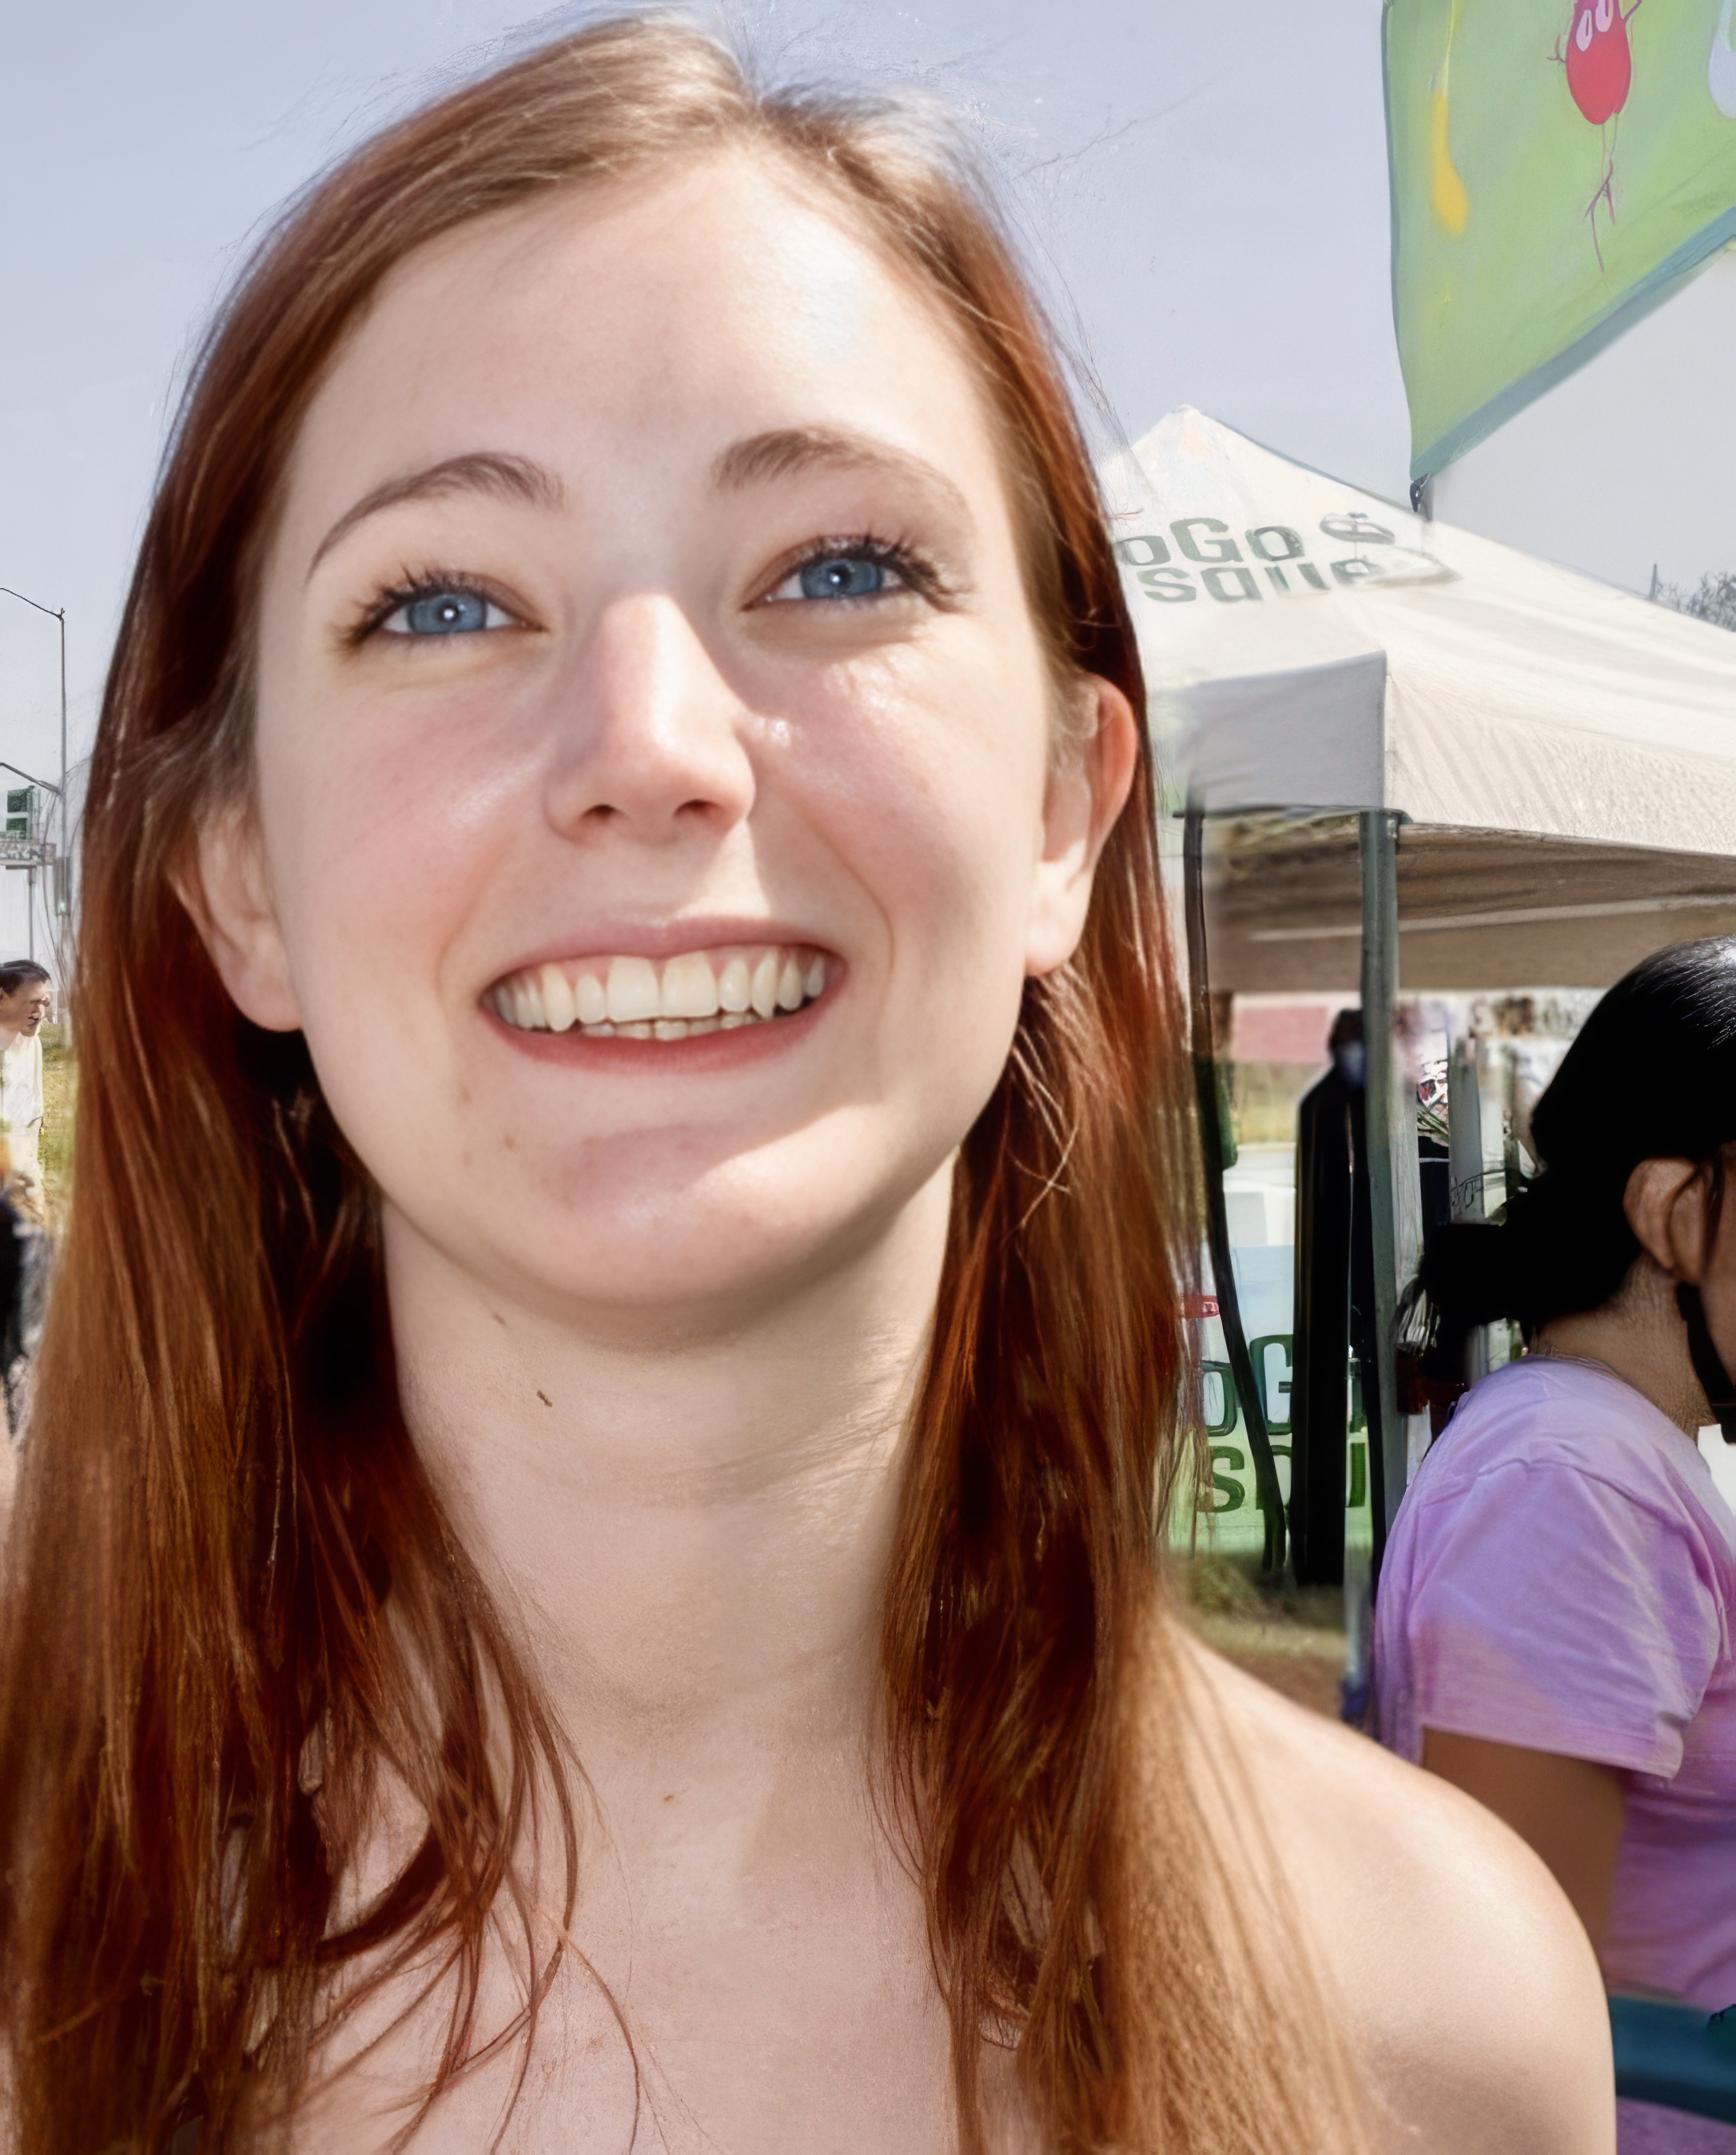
1385, 0, 1736, 480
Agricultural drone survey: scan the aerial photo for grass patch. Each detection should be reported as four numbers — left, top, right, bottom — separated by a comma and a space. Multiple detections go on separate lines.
38, 1023, 75, 1223
1175, 1548, 1344, 1633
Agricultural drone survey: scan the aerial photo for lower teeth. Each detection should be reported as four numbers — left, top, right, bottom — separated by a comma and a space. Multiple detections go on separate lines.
555, 1010, 777, 1040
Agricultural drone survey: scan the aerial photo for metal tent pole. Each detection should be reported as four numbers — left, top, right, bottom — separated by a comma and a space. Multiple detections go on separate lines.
1183, 807, 1286, 1573
1359, 811, 1412, 1566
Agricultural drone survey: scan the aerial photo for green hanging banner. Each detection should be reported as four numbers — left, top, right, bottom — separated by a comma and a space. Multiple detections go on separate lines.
1385, 0, 1736, 481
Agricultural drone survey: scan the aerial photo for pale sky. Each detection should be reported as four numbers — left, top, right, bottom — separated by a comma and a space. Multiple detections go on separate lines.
0, 0, 1726, 960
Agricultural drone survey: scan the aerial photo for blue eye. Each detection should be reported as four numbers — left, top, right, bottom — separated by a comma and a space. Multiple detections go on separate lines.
381, 588, 505, 635
767, 550, 911, 604
798, 555, 890, 599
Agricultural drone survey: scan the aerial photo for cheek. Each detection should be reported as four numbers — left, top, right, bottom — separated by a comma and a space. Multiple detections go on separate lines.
252, 670, 532, 1033
753, 652, 1050, 1153
773, 642, 1050, 958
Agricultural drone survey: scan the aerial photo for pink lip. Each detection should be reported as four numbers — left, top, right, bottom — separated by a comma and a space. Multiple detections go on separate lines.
487, 915, 836, 985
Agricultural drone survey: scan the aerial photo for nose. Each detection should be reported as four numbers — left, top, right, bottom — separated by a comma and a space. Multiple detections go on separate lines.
542, 592, 755, 846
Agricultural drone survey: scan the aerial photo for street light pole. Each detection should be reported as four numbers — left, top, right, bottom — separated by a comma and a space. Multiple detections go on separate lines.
0, 762, 62, 974
0, 587, 69, 957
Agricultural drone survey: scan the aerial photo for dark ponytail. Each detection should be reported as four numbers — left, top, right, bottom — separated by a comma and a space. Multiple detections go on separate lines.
1423, 936, 1736, 1338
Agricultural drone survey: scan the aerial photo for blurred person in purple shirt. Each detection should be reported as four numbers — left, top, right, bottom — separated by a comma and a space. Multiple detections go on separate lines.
1376, 938, 1736, 2155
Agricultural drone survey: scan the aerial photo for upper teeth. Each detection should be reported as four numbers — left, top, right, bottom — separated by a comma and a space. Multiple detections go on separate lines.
489, 945, 830, 1038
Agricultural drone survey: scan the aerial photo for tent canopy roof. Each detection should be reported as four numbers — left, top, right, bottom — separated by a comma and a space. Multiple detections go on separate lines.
1106, 409, 1736, 858
1204, 815, 1736, 994
1105, 411, 1736, 990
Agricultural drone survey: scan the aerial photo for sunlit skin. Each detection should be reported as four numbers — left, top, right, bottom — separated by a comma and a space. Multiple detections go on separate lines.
192, 155, 1608, 2152
211, 163, 1109, 1344
1425, 1152, 1736, 1974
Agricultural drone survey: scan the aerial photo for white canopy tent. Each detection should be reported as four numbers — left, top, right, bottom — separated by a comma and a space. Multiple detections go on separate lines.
1106, 410, 1736, 990
1102, 409, 1736, 1551
1105, 407, 1736, 858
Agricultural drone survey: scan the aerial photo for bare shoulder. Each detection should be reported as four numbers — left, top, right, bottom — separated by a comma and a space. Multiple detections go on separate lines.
1158, 1627, 1614, 2154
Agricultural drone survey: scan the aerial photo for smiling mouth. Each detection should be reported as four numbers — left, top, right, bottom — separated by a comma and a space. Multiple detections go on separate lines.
488, 943, 830, 1039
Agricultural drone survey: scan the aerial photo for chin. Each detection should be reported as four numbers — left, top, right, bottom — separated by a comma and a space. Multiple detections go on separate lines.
512, 1231, 851, 1328
381, 1108, 955, 1326
503, 1159, 926, 1318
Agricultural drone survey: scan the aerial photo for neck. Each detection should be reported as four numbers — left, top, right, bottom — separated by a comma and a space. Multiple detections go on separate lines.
1537, 1256, 1706, 1436
385, 1168, 953, 1786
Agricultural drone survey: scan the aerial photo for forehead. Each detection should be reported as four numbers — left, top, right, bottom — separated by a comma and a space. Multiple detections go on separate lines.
276, 149, 1011, 544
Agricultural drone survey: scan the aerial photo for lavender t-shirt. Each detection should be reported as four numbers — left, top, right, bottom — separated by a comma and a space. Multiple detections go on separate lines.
1376, 1356, 1736, 2010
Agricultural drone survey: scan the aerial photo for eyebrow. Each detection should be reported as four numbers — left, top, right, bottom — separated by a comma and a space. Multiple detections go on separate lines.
710, 426, 970, 522
306, 452, 565, 579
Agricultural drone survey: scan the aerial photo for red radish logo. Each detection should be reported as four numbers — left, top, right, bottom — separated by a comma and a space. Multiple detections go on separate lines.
1566, 0, 1633, 122
1555, 0, 1643, 262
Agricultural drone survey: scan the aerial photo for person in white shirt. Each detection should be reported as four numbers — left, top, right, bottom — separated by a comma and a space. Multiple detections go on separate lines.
0, 962, 52, 1225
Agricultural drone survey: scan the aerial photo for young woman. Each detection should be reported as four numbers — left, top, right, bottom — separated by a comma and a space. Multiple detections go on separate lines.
0, 18, 1605, 2152
1379, 938, 1736, 2153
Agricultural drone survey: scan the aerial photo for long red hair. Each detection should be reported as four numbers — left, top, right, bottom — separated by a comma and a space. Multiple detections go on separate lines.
0, 19, 1356, 2152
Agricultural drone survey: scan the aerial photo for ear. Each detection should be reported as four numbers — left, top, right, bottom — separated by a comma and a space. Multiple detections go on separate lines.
177, 799, 305, 1032
1623, 1157, 1710, 1281
1025, 675, 1141, 978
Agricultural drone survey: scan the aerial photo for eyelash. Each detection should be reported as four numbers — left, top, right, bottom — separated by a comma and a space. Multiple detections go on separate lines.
760, 532, 952, 607
345, 532, 952, 646
344, 566, 511, 646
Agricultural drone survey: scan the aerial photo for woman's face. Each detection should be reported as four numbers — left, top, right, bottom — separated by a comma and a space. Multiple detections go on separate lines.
201, 153, 1133, 1328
